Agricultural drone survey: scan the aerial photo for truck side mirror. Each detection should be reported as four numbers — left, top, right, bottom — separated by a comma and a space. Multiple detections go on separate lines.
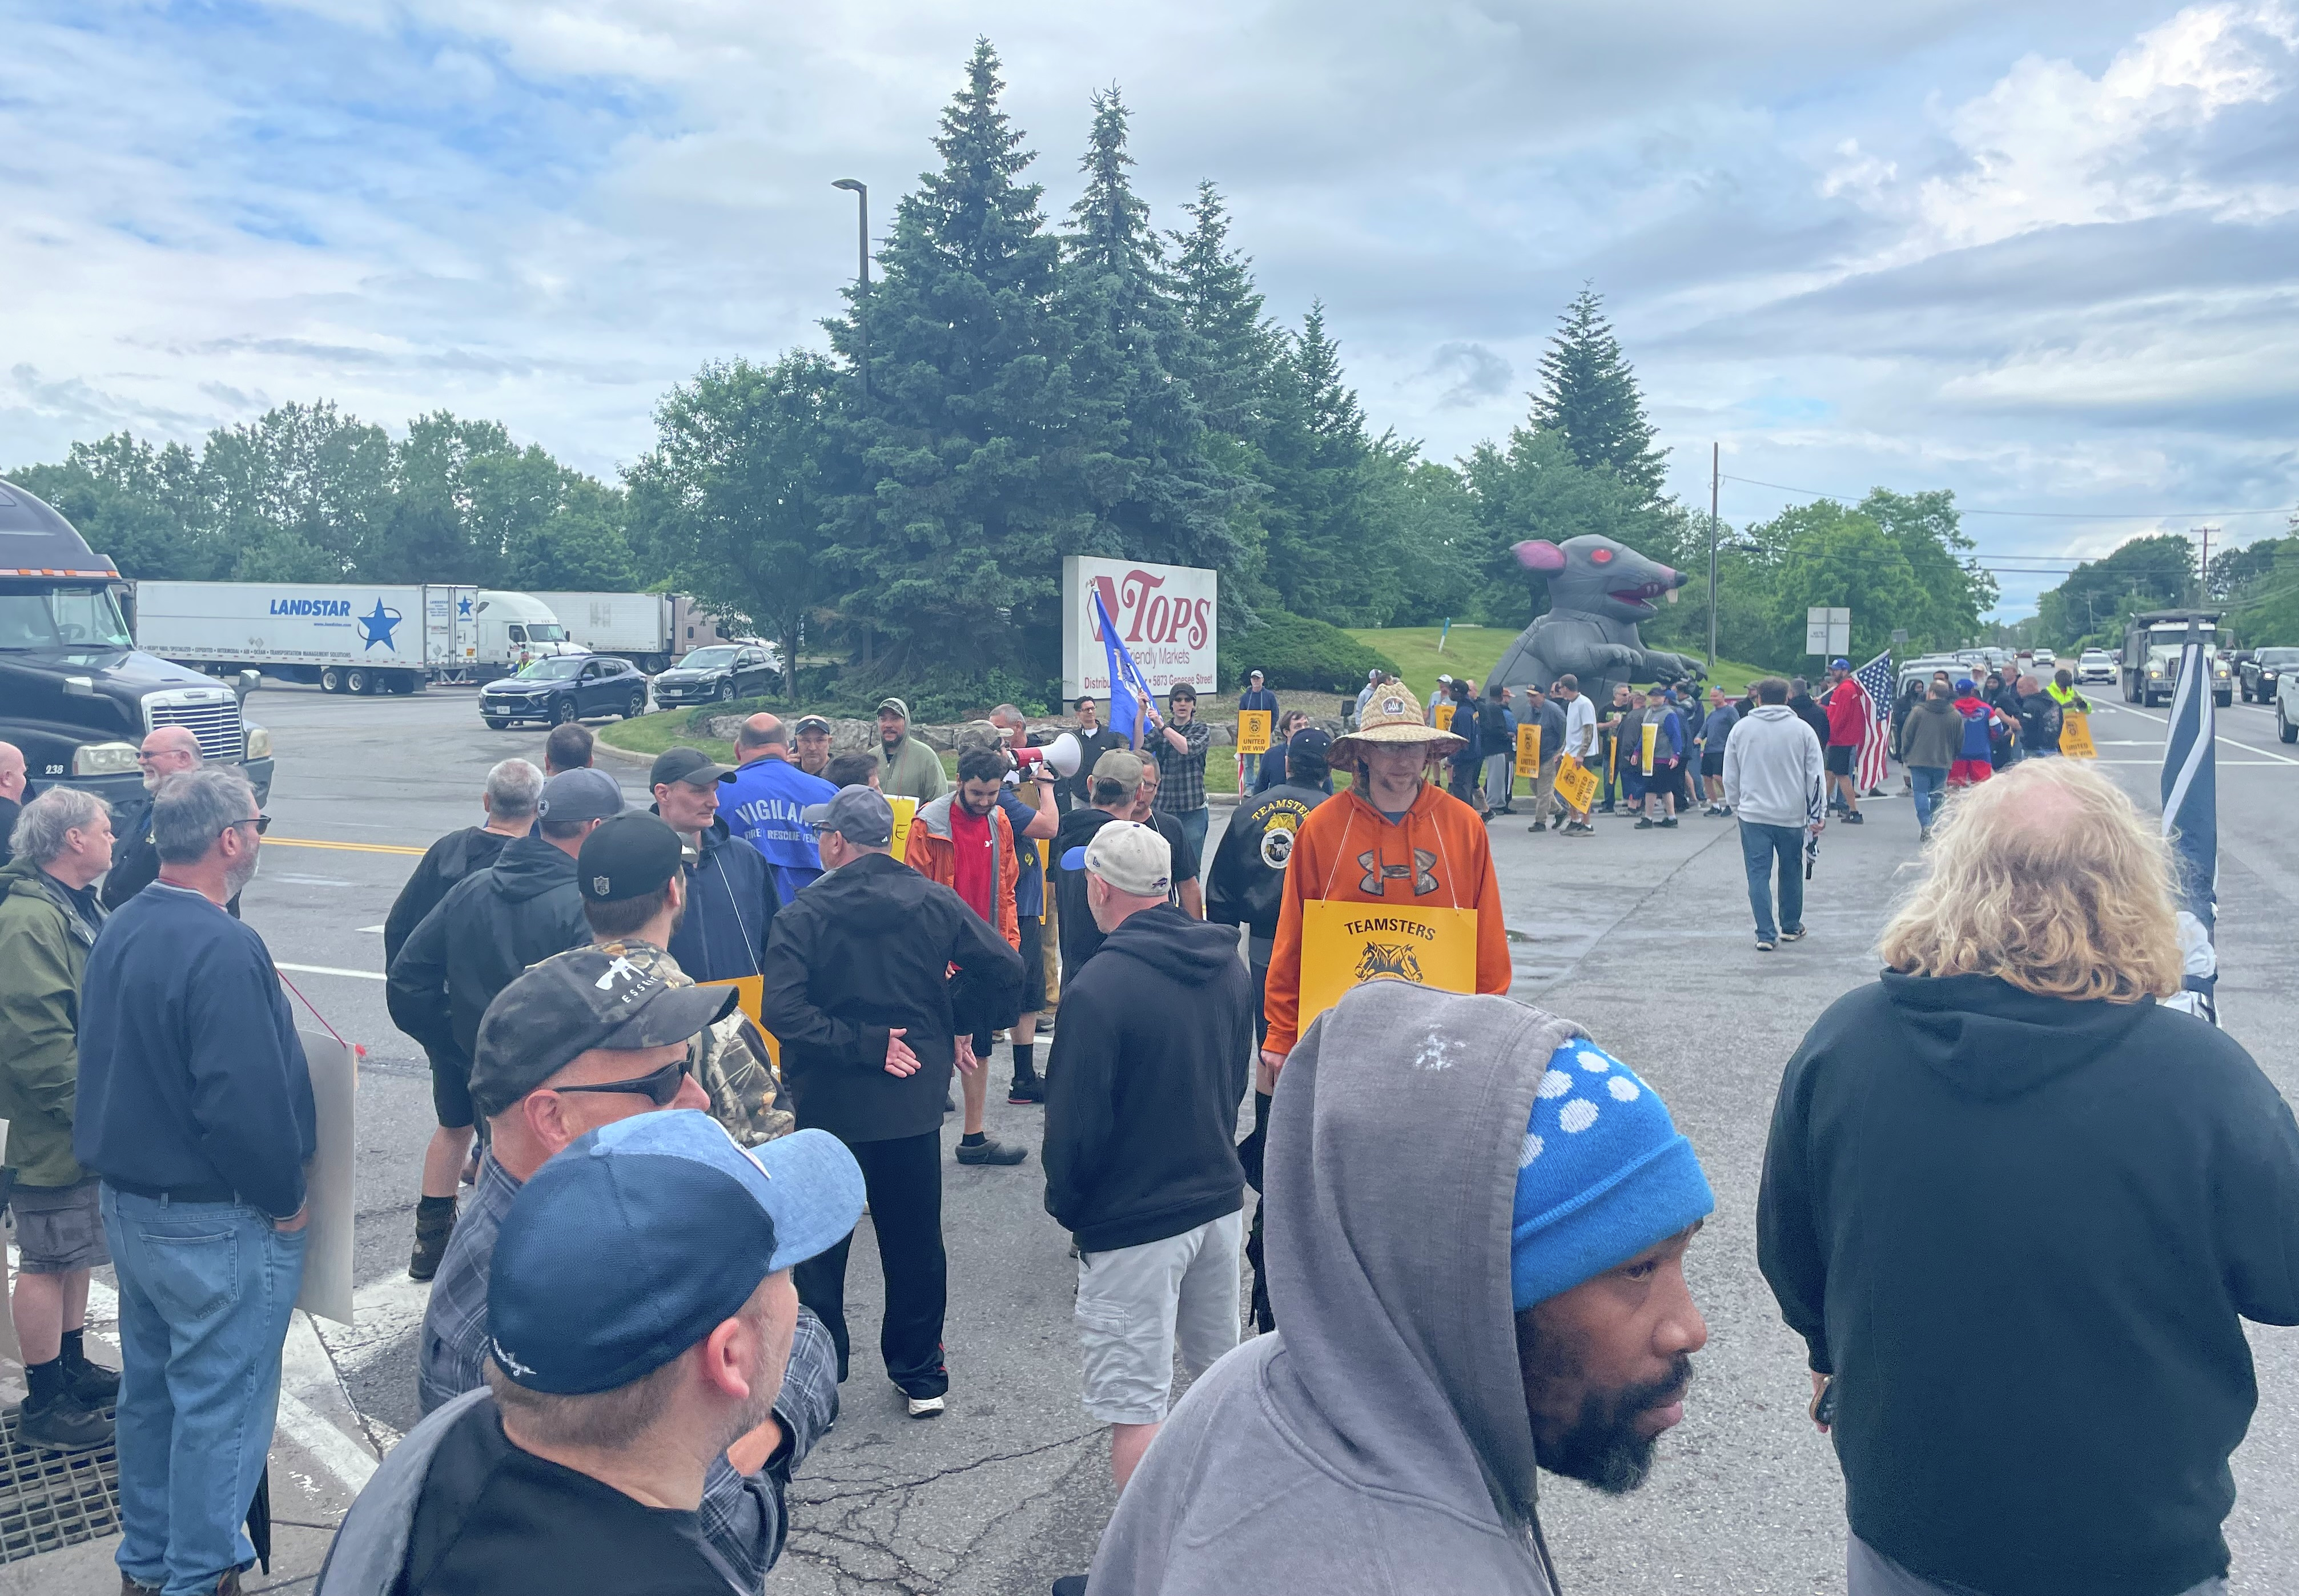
62, 675, 96, 698
236, 669, 262, 697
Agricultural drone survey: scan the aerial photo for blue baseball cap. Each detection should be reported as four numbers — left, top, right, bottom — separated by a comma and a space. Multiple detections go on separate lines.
1830, 657, 1850, 670
1955, 677, 1976, 694
487, 1113, 865, 1395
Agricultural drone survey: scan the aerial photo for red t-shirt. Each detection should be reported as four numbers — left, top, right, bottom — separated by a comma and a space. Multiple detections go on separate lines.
949, 806, 996, 924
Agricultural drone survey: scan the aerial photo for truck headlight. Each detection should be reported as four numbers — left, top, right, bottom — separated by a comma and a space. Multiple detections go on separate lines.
244, 724, 272, 758
73, 741, 141, 777
2148, 666, 2163, 677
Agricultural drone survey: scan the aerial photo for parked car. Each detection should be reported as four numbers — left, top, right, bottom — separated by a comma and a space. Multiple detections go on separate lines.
648, 642, 782, 707
479, 654, 649, 729
2077, 648, 2116, 684
2279, 670, 2299, 743
2241, 646, 2299, 703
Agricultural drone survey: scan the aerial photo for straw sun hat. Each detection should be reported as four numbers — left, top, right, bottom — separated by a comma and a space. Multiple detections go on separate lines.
1331, 685, 1465, 765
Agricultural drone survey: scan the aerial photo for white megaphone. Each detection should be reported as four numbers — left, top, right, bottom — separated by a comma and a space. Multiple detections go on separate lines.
1033, 731, 1083, 779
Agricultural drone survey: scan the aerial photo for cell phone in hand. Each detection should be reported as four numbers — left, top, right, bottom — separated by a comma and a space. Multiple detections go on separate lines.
1813, 1377, 1839, 1428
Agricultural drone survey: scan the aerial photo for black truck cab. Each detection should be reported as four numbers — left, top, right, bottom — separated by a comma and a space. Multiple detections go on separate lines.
1, 479, 273, 807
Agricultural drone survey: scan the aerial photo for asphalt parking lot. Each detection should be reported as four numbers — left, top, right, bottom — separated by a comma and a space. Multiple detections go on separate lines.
9, 680, 2298, 1595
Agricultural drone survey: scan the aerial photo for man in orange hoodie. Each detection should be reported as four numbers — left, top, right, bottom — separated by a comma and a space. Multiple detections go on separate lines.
1261, 688, 1511, 1083
905, 743, 1026, 1165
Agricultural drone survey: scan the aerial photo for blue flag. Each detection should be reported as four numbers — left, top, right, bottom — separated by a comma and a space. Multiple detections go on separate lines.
1093, 588, 1156, 744
2160, 632, 2218, 1023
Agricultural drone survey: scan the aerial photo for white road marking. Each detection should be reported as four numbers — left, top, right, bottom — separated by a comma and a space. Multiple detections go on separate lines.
276, 961, 387, 982
2089, 701, 2299, 765
357, 924, 386, 934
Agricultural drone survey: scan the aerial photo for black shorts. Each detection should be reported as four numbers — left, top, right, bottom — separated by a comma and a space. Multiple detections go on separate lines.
432, 1052, 476, 1131
1824, 744, 1855, 776
1018, 908, 1047, 1014
1701, 751, 1725, 778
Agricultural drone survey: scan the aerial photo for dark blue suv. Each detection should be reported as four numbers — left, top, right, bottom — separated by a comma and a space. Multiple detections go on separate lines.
480, 654, 649, 729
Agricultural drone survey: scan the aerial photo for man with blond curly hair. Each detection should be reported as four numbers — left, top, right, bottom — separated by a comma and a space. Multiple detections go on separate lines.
1758, 758, 2299, 1596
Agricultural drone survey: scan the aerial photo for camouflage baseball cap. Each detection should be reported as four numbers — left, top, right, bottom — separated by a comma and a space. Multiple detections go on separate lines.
469, 948, 738, 1119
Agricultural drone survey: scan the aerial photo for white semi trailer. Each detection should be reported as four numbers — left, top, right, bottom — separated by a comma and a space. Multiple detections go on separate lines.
131, 581, 580, 693
522, 591, 746, 674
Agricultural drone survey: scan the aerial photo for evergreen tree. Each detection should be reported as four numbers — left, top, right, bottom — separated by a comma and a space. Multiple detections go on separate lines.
1531, 286, 1667, 500
820, 39, 1077, 686
1166, 181, 1277, 441
1255, 303, 1389, 622
1057, 89, 1241, 581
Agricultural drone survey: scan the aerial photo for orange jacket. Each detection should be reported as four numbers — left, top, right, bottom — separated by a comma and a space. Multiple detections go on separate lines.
904, 793, 1021, 950
1263, 781, 1510, 1055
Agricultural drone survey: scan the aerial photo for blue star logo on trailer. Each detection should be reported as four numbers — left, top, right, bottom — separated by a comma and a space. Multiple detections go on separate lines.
356, 600, 404, 652
459, 596, 473, 617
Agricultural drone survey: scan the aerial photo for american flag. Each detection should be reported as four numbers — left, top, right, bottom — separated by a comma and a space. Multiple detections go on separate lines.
1852, 652, 1894, 793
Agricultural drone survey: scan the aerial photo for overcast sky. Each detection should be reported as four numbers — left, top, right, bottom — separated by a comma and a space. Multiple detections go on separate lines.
7, 1, 2296, 617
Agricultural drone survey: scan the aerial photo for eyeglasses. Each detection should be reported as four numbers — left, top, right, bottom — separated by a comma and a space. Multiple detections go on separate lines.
220, 814, 272, 837
550, 1055, 692, 1107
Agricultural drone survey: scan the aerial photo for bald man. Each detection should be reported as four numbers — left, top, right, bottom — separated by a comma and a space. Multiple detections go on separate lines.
719, 713, 838, 906
101, 727, 241, 915
0, 741, 25, 868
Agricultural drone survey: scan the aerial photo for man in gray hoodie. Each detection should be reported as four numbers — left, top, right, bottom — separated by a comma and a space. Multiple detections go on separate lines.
1723, 677, 1827, 952
1083, 981, 1715, 1595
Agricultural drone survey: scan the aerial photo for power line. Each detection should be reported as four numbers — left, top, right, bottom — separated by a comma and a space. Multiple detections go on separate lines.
1719, 473, 2296, 521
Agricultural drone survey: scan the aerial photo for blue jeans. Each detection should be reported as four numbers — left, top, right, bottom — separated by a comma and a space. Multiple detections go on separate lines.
1239, 752, 1261, 790
1910, 765, 1948, 831
1739, 820, 1804, 942
1172, 806, 1209, 866
103, 1185, 307, 1596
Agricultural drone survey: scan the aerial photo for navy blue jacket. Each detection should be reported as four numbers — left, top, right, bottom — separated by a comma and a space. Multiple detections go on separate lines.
75, 883, 316, 1218
669, 815, 778, 983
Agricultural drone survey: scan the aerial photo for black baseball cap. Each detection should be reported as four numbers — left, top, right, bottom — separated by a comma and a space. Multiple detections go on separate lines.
1287, 727, 1333, 767
469, 950, 737, 1119
650, 746, 733, 789
577, 813, 683, 903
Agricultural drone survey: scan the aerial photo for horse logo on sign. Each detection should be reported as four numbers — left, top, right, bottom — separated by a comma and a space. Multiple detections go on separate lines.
1355, 942, 1426, 984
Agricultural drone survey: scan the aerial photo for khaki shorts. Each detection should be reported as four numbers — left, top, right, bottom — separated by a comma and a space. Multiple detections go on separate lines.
10, 1178, 110, 1273
1075, 1211, 1244, 1426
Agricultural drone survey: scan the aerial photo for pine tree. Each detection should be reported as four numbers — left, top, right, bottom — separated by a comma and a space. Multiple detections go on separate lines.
1531, 286, 1667, 500
819, 38, 1078, 685
1256, 303, 1389, 622
1057, 88, 1241, 580
1166, 182, 1277, 441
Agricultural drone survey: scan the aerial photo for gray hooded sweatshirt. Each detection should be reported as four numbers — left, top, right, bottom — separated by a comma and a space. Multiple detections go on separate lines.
1087, 981, 1578, 1595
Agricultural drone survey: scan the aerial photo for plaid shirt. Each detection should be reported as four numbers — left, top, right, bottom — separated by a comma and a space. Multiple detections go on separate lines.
1151, 717, 1213, 814
417, 1152, 840, 1587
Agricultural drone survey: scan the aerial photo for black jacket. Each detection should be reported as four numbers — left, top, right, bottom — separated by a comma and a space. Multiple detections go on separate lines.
386, 837, 590, 1072
2014, 690, 2062, 756
1052, 806, 1125, 977
1042, 904, 1253, 1252
1758, 974, 2299, 1596
1786, 692, 1830, 751
759, 851, 1023, 1144
1205, 781, 1329, 942
1059, 727, 1130, 810
383, 827, 515, 970
664, 814, 777, 984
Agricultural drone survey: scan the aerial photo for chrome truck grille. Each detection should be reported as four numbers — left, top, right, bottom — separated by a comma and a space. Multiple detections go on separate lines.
143, 688, 246, 762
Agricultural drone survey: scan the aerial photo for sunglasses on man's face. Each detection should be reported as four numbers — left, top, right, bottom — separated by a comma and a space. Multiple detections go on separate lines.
550, 1055, 692, 1107
219, 814, 272, 838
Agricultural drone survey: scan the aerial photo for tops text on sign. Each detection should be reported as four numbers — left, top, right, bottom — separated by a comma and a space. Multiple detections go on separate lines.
1063, 556, 1219, 699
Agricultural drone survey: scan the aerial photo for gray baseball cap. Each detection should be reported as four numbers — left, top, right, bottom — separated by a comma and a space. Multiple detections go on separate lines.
801, 785, 895, 847
469, 948, 737, 1119
536, 767, 625, 823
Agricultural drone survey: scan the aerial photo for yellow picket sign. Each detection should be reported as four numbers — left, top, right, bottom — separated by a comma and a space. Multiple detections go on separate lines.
2059, 710, 2097, 759
888, 794, 919, 861
1237, 709, 1273, 755
1515, 723, 1542, 778
1641, 720, 1659, 774
1553, 755, 1599, 815
1432, 702, 1456, 734
1296, 900, 1480, 1031
696, 975, 781, 1068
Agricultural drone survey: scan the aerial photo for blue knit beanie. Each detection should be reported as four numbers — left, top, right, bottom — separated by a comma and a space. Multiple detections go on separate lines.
1512, 1038, 1714, 1311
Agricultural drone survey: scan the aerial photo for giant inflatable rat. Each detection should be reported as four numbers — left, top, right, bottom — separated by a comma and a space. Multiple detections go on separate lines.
1483, 535, 1706, 708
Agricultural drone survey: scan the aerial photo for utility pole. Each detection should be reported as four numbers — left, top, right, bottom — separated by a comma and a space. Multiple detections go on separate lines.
832, 179, 870, 398
1707, 442, 1719, 671
2193, 522, 2219, 604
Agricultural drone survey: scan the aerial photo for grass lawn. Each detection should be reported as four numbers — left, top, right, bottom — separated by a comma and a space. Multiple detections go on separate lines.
1346, 625, 1775, 700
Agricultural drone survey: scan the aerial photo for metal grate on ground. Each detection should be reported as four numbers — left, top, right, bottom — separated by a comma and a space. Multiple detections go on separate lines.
0, 1404, 120, 1563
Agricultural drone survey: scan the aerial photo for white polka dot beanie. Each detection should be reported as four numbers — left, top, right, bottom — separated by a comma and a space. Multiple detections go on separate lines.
1510, 1039, 1714, 1311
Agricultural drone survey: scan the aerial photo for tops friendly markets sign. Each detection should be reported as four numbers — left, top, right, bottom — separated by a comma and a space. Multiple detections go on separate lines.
1062, 557, 1217, 700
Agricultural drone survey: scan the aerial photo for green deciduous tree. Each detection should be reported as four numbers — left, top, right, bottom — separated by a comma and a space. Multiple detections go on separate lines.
625, 352, 838, 701
2035, 533, 2196, 647
1855, 488, 1994, 650
1745, 500, 1925, 665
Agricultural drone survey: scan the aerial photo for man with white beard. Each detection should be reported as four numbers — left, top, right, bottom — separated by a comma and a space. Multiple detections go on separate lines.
100, 725, 243, 915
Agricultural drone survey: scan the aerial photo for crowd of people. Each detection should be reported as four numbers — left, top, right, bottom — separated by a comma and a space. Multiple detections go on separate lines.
0, 642, 2291, 1596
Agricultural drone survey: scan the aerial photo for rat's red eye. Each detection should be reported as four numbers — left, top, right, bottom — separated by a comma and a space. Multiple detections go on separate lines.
1591, 548, 1613, 564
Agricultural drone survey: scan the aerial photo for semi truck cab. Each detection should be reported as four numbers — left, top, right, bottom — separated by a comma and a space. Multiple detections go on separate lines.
0, 479, 274, 806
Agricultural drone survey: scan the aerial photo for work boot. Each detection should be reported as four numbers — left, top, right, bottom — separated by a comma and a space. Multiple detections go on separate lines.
409, 1195, 457, 1283
17, 1389, 111, 1452
955, 1134, 1027, 1166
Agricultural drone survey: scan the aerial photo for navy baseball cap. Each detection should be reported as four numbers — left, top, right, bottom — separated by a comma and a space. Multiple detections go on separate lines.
1830, 657, 1850, 670
1287, 727, 1332, 767
1955, 677, 1976, 694
488, 1113, 866, 1396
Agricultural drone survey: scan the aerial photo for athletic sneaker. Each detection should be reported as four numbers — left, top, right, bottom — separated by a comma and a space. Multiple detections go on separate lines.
1756, 939, 1776, 952
907, 1394, 945, 1419
1007, 1076, 1044, 1105
1634, 817, 1656, 830
1779, 928, 1807, 942
1659, 817, 1679, 828
1843, 811, 1864, 825
17, 1390, 110, 1452
955, 1135, 1027, 1166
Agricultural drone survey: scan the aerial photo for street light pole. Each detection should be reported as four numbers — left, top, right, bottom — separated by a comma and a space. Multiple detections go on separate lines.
832, 179, 869, 397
